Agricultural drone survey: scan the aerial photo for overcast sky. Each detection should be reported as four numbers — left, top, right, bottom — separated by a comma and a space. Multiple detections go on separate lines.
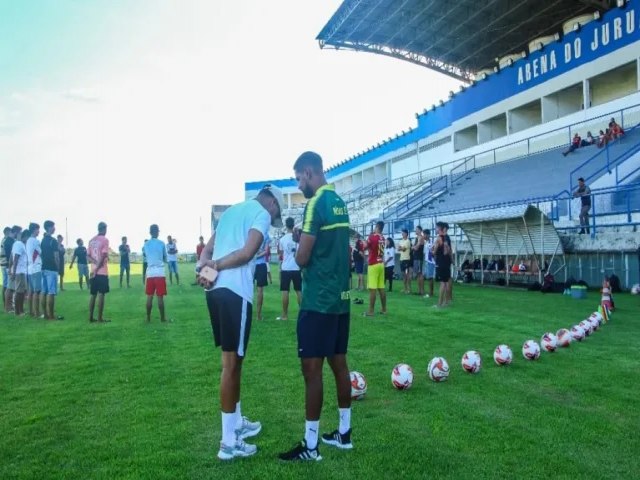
0, 0, 460, 252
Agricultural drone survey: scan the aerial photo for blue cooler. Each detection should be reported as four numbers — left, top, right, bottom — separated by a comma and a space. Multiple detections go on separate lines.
571, 285, 587, 299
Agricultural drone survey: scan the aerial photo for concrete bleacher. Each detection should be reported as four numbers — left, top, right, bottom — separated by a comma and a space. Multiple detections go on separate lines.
409, 127, 640, 219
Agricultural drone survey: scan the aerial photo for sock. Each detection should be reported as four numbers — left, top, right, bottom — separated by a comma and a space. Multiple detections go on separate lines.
221, 412, 236, 447
304, 420, 319, 450
339, 408, 351, 435
234, 401, 242, 430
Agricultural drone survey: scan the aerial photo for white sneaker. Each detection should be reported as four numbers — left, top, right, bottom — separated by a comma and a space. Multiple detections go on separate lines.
217, 439, 258, 460
235, 416, 262, 440
423, 294, 431, 298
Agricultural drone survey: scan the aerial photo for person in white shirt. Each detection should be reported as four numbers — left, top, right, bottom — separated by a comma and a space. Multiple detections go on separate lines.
277, 217, 302, 320
166, 236, 179, 285
423, 229, 436, 298
26, 223, 43, 318
10, 229, 30, 316
143, 225, 169, 322
197, 184, 284, 461
384, 237, 396, 292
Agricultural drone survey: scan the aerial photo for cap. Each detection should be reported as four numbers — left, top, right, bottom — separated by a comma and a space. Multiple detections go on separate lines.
262, 184, 284, 228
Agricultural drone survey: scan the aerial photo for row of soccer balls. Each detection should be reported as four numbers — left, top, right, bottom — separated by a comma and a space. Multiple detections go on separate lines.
350, 310, 606, 396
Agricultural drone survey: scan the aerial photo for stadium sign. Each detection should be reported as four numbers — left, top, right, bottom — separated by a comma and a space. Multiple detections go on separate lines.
518, 8, 637, 86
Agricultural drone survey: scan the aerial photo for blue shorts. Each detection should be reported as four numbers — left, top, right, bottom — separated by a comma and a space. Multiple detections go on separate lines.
297, 310, 350, 358
77, 264, 89, 277
120, 262, 130, 272
29, 272, 43, 292
42, 270, 59, 295
168, 261, 178, 274
354, 260, 364, 274
424, 262, 436, 279
1, 266, 7, 288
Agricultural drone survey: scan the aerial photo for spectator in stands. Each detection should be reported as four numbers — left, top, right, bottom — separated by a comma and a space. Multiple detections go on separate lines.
581, 131, 595, 147
397, 229, 412, 293
597, 129, 608, 148
461, 259, 471, 271
518, 260, 527, 272
384, 237, 395, 293
573, 177, 592, 234
609, 118, 624, 140
562, 133, 581, 156
352, 233, 365, 291
511, 261, 520, 274
472, 258, 481, 270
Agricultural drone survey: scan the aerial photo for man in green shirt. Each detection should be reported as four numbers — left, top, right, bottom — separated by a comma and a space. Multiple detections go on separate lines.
279, 151, 353, 462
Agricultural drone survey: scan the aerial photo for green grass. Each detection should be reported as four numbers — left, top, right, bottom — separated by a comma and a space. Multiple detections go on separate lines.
1, 264, 639, 479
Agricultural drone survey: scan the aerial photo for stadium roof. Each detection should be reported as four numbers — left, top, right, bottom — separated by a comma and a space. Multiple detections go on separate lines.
317, 0, 614, 82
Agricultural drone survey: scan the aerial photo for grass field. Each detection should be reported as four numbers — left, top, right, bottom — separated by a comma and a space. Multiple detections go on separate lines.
1, 263, 639, 479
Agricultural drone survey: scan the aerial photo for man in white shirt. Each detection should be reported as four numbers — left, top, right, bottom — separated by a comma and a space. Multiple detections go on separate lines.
10, 229, 30, 316
166, 236, 179, 285
277, 217, 302, 320
197, 184, 284, 460
26, 222, 43, 318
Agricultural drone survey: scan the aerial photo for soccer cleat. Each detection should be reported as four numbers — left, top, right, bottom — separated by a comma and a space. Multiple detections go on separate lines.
217, 439, 257, 460
235, 416, 262, 440
321, 429, 353, 449
278, 440, 322, 462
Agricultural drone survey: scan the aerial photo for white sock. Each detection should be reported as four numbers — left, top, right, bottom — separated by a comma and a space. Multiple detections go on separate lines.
304, 420, 319, 449
339, 408, 351, 435
234, 401, 242, 430
222, 412, 236, 447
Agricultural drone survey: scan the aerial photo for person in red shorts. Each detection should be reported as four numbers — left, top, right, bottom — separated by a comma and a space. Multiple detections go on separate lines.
143, 224, 169, 322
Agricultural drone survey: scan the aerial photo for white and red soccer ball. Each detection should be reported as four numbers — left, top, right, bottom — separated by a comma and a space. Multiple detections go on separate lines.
461, 350, 482, 374
522, 340, 541, 360
350, 371, 367, 400
540, 332, 557, 352
493, 345, 513, 365
556, 328, 572, 347
631, 284, 640, 295
427, 357, 450, 382
391, 363, 414, 390
570, 324, 586, 342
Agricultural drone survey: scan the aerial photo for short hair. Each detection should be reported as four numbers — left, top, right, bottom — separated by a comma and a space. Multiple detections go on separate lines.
293, 151, 323, 173
436, 221, 449, 230
44, 220, 54, 231
424, 229, 430, 235
76, 238, 83, 245
577, 177, 585, 182
3, 226, 11, 235
199, 236, 204, 241
122, 236, 127, 241
401, 229, 408, 235
11, 225, 22, 234
415, 225, 423, 231
21, 230, 30, 241
285, 217, 295, 230
28, 222, 39, 234
150, 224, 159, 235
57, 235, 63, 240
97, 221, 107, 232
376, 220, 385, 232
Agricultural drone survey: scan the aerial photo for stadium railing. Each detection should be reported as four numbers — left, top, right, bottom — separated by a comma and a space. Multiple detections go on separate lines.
381, 176, 448, 220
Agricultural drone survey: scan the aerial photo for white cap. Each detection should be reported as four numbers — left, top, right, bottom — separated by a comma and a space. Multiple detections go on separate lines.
261, 184, 284, 228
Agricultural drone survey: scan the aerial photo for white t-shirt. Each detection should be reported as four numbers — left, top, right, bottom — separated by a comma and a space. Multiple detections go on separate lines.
26, 236, 42, 274
11, 240, 28, 275
144, 238, 166, 278
384, 247, 395, 268
212, 199, 271, 304
166, 242, 178, 262
278, 232, 300, 272
425, 237, 436, 265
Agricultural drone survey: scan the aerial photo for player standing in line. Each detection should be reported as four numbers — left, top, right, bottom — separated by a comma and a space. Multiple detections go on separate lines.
166, 236, 179, 285
276, 216, 302, 321
119, 236, 131, 288
363, 221, 386, 317
69, 239, 90, 290
88, 222, 110, 323
143, 225, 169, 322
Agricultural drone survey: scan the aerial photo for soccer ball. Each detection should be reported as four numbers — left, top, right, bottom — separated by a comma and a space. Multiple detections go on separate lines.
579, 319, 593, 336
522, 340, 541, 360
493, 345, 513, 365
391, 363, 414, 390
570, 324, 586, 342
350, 371, 367, 400
631, 284, 640, 294
427, 357, 450, 382
588, 316, 600, 332
461, 350, 482, 374
540, 332, 557, 352
556, 328, 572, 347
590, 311, 603, 323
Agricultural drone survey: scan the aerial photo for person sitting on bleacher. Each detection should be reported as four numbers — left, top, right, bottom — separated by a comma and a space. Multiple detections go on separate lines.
518, 260, 527, 272
609, 118, 624, 140
562, 133, 581, 156
581, 131, 595, 147
597, 129, 609, 148
511, 261, 520, 274
473, 258, 481, 270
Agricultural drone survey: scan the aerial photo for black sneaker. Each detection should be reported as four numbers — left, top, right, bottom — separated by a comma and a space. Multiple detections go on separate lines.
321, 429, 353, 449
278, 440, 322, 462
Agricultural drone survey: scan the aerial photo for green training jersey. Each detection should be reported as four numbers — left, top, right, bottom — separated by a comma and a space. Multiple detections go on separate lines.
300, 184, 351, 314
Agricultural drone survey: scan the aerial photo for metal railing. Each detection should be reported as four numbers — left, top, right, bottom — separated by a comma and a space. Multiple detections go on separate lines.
382, 176, 448, 219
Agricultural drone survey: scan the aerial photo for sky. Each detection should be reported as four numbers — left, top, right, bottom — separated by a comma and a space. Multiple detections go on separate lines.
0, 0, 460, 253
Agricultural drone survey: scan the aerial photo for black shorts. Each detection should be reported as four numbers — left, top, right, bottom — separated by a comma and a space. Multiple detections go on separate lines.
297, 310, 350, 358
280, 270, 302, 292
90, 274, 110, 295
435, 265, 451, 282
206, 288, 252, 357
354, 259, 364, 274
254, 263, 268, 287
400, 260, 411, 272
